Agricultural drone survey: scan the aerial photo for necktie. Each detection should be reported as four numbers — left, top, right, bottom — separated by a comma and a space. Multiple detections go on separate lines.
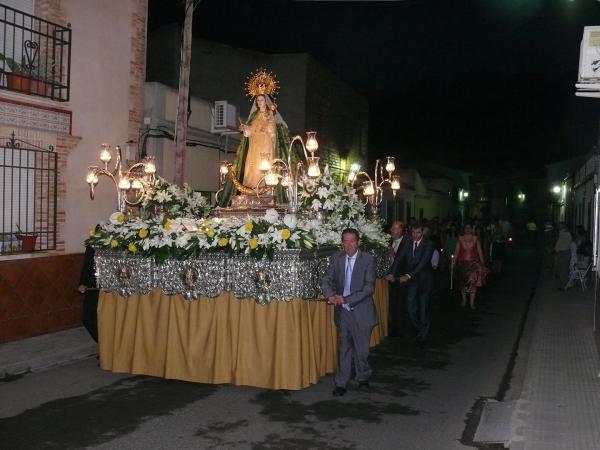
343, 256, 353, 296
413, 241, 418, 256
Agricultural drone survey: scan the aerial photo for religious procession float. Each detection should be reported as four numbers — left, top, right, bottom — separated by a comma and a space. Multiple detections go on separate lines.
84, 69, 401, 389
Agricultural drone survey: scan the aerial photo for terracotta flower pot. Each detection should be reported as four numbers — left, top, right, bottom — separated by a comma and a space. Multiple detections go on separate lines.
16, 234, 37, 252
6, 73, 31, 93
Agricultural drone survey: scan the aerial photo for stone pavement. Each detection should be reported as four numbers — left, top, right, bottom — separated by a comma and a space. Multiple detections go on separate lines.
2, 267, 600, 449
503, 268, 600, 449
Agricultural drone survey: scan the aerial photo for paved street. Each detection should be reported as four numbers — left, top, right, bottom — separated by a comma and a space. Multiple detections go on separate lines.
0, 249, 540, 449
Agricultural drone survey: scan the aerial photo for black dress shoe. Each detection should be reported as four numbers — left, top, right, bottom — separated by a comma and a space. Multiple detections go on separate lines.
332, 386, 347, 397
358, 381, 370, 390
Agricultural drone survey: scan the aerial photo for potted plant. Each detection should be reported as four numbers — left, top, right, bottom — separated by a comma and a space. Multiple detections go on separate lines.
29, 61, 55, 96
0, 52, 30, 92
14, 224, 37, 252
0, 52, 55, 96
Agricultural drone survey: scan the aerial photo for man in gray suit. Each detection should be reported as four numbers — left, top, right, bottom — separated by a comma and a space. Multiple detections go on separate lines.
321, 228, 378, 397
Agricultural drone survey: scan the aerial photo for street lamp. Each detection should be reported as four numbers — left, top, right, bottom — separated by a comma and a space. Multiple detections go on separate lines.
86, 143, 156, 212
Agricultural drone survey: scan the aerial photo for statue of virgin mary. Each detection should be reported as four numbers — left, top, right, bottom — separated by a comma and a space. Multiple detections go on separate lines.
218, 69, 291, 206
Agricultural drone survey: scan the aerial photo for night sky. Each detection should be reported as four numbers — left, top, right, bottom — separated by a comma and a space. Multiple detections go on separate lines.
149, 0, 600, 175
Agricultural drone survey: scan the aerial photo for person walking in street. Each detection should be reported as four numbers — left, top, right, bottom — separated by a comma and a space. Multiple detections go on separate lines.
78, 242, 99, 342
385, 220, 410, 337
553, 223, 572, 290
453, 223, 487, 310
393, 223, 434, 347
321, 228, 378, 397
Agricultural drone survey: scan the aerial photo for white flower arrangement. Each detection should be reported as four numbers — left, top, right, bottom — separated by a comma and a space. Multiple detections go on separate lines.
298, 173, 389, 249
141, 177, 211, 219
88, 209, 317, 262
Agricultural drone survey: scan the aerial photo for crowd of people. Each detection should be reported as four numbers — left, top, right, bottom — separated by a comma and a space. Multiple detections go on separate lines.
382, 217, 512, 334
321, 217, 514, 397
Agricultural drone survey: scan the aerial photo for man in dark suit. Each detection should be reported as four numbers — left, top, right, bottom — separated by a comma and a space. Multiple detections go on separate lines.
321, 228, 378, 397
393, 223, 434, 346
78, 243, 98, 342
386, 220, 410, 337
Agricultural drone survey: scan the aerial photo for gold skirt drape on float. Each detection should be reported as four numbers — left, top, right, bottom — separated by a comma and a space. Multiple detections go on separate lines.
98, 279, 389, 390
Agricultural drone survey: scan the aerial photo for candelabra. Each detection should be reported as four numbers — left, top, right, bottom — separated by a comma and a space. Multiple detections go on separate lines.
85, 143, 156, 212
348, 156, 400, 209
218, 131, 320, 214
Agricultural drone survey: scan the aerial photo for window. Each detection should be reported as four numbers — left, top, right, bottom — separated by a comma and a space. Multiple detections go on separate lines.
0, 133, 56, 253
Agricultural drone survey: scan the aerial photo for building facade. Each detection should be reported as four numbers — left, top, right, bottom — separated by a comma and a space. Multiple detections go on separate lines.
0, 0, 148, 342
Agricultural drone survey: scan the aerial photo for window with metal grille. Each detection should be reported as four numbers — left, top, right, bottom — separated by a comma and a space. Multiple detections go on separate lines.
0, 132, 57, 253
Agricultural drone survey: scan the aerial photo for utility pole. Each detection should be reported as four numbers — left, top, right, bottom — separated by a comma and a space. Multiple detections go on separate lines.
174, 0, 193, 185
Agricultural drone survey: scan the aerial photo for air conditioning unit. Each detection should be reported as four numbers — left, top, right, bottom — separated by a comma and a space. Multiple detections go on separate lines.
211, 100, 239, 134
576, 26, 600, 98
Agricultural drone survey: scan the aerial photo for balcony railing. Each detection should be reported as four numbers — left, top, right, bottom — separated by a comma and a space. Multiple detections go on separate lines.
0, 3, 71, 101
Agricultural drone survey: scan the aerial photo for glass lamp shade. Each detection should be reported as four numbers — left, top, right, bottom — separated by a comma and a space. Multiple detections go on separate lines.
265, 172, 279, 186
259, 152, 271, 172
99, 144, 112, 164
385, 156, 396, 174
305, 131, 318, 153
144, 162, 157, 174
280, 175, 291, 187
364, 181, 375, 197
219, 163, 229, 175
86, 172, 95, 184
350, 163, 360, 172
391, 175, 401, 191
348, 171, 356, 183
131, 179, 144, 190
118, 177, 131, 190
307, 157, 321, 178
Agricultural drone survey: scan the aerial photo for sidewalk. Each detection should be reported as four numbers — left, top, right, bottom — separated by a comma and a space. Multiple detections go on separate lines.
508, 269, 600, 449
0, 326, 97, 380
476, 266, 600, 449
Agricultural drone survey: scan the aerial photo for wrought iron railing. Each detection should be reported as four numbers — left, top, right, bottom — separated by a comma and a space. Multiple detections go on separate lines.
0, 132, 57, 254
0, 4, 71, 101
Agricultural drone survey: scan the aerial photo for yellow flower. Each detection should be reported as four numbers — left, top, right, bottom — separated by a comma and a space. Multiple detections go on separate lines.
110, 239, 119, 248
249, 238, 258, 249
218, 237, 229, 247
163, 220, 172, 231
281, 228, 291, 240
207, 229, 215, 238
88, 228, 96, 238
116, 214, 125, 222
138, 228, 148, 238
244, 222, 254, 233
128, 243, 137, 253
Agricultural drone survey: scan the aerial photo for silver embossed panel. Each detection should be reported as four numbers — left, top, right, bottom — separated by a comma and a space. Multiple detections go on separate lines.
94, 247, 386, 302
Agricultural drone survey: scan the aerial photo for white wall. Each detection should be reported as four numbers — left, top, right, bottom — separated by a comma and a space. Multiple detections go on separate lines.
62, 0, 136, 253
144, 82, 234, 193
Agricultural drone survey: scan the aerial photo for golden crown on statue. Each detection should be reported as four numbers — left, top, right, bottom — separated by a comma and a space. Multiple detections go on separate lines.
245, 68, 279, 103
